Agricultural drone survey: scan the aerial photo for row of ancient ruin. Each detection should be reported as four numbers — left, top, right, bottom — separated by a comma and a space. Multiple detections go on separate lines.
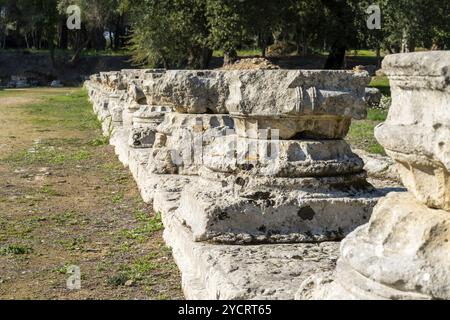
85, 51, 449, 300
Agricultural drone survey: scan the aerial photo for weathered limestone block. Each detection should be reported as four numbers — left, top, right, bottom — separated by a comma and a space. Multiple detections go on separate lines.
128, 105, 172, 149
176, 173, 378, 243
85, 67, 384, 298
300, 51, 450, 300
155, 70, 381, 243
375, 51, 450, 210
234, 115, 352, 139
143, 70, 369, 118
204, 137, 365, 177
299, 192, 450, 300
148, 113, 235, 175
163, 208, 340, 299
101, 70, 169, 167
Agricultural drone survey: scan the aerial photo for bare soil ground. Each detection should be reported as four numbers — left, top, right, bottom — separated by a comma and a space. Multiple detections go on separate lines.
0, 88, 183, 300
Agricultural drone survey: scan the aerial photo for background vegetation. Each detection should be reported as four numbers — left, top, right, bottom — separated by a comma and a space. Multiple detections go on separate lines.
0, 0, 448, 69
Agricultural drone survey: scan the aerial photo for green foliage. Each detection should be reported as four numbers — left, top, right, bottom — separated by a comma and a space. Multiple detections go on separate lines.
129, 0, 210, 68
206, 0, 245, 53
1, 1, 448, 67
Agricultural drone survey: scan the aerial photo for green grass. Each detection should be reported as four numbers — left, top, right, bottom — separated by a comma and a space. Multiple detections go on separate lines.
120, 212, 164, 243
0, 89, 101, 166
112, 193, 124, 204
40, 185, 63, 197
369, 76, 390, 96
55, 236, 86, 251
2, 140, 93, 167
347, 49, 379, 57
110, 246, 178, 287
367, 108, 388, 121
0, 244, 33, 255
213, 48, 262, 57
90, 136, 109, 146
346, 74, 391, 155
107, 273, 131, 287
52, 211, 81, 226
23, 89, 100, 131
347, 108, 388, 155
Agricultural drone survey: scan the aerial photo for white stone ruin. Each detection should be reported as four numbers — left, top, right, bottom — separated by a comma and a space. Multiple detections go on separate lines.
85, 51, 449, 299
297, 51, 450, 300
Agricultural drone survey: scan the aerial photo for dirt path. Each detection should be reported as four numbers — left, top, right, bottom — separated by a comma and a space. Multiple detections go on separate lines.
0, 88, 183, 300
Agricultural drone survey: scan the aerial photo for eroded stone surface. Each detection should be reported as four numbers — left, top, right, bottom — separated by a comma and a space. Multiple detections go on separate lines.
299, 192, 450, 300
176, 176, 379, 243
163, 210, 340, 300
303, 51, 450, 300
375, 51, 450, 210
85, 67, 383, 299
142, 69, 370, 118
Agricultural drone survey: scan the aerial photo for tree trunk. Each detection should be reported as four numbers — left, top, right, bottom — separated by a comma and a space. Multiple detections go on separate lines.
258, 32, 267, 57
68, 30, 89, 65
59, 18, 68, 50
401, 29, 410, 53
188, 46, 213, 69
24, 33, 29, 49
114, 15, 124, 50
223, 49, 237, 66
261, 45, 266, 58
299, 30, 308, 57
90, 27, 106, 51
376, 44, 381, 68
324, 41, 346, 69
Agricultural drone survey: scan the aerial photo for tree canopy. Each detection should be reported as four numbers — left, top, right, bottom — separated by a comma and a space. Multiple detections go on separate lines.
0, 0, 448, 69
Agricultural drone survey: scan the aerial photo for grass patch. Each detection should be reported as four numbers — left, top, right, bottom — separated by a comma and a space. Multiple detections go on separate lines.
347, 75, 389, 154
120, 212, 164, 242
21, 89, 100, 131
213, 48, 262, 57
112, 193, 124, 204
369, 76, 390, 96
347, 119, 385, 155
90, 136, 109, 146
40, 184, 63, 197
55, 237, 86, 251
367, 108, 388, 121
52, 211, 81, 226
0, 244, 33, 255
107, 273, 131, 287
2, 140, 92, 166
73, 150, 90, 161
347, 49, 382, 57
114, 246, 178, 286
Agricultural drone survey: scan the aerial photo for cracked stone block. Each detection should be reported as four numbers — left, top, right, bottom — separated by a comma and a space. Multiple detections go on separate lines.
162, 209, 340, 300
129, 105, 172, 149
142, 70, 369, 120
303, 51, 450, 300
204, 137, 365, 177
175, 173, 380, 244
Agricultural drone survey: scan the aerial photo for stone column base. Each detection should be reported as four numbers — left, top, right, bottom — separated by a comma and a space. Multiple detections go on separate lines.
297, 192, 450, 300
